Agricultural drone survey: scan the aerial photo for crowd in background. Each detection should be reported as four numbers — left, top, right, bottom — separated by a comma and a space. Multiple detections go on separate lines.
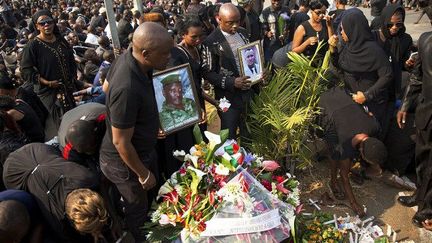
0, 0, 431, 242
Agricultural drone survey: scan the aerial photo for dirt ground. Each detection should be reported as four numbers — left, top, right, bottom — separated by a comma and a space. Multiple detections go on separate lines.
206, 108, 432, 242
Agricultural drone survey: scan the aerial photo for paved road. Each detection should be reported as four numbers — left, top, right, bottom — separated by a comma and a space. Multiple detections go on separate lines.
261, 1, 431, 42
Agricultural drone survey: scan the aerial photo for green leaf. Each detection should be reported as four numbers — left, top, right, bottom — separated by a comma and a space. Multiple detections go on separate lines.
193, 124, 203, 144
219, 129, 229, 144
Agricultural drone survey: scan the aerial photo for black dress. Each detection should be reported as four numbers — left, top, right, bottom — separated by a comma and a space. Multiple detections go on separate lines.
300, 19, 329, 58
333, 8, 392, 137
20, 37, 77, 140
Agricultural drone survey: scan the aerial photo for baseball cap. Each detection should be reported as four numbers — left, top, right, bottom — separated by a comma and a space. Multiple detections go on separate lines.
99, 7, 106, 14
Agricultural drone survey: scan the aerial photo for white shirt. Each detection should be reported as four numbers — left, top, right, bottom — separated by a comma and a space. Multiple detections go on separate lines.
221, 30, 247, 73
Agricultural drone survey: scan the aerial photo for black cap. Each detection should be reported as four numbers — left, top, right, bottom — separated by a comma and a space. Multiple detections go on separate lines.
0, 72, 17, 90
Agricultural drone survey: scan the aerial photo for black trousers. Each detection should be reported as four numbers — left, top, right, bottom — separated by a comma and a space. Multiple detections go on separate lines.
218, 106, 246, 139
100, 151, 158, 242
413, 106, 432, 219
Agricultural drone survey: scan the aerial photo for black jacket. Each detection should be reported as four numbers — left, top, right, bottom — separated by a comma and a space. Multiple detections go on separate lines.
401, 31, 432, 130
202, 27, 252, 109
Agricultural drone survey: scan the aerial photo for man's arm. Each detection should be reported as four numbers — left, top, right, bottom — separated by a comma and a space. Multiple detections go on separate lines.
112, 126, 156, 189
397, 52, 423, 128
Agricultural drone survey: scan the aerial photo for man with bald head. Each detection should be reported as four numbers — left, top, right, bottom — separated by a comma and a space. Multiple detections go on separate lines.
203, 3, 253, 139
99, 22, 173, 241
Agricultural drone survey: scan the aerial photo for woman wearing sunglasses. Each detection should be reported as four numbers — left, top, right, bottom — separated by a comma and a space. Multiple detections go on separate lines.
370, 5, 415, 182
291, 0, 334, 59
372, 4, 414, 103
21, 10, 84, 140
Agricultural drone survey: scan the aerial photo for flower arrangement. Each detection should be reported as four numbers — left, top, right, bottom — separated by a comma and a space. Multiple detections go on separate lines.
144, 126, 301, 242
299, 213, 345, 243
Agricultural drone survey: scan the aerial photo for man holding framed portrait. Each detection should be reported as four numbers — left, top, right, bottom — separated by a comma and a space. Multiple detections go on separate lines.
202, 3, 252, 139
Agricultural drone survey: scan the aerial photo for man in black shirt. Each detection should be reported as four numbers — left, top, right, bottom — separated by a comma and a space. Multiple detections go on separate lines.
319, 87, 387, 217
99, 22, 173, 242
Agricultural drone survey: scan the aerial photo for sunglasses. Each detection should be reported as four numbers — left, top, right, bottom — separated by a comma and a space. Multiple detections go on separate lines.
387, 22, 403, 28
37, 19, 54, 26
313, 10, 325, 16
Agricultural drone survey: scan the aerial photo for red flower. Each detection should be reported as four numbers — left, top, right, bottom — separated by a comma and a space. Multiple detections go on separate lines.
209, 191, 216, 205
273, 175, 285, 184
179, 167, 187, 175
164, 190, 179, 205
261, 179, 272, 191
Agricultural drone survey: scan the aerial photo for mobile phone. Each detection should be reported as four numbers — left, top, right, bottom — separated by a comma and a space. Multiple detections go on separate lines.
409, 52, 418, 60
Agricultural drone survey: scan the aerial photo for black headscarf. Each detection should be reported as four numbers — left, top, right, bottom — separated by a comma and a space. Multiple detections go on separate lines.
338, 8, 388, 73
380, 4, 406, 63
32, 9, 53, 26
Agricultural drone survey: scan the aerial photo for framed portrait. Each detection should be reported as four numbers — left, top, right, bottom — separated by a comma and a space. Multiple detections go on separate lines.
153, 63, 202, 135
238, 41, 264, 85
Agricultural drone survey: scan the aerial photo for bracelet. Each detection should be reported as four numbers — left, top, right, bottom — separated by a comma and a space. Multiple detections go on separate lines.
139, 171, 151, 185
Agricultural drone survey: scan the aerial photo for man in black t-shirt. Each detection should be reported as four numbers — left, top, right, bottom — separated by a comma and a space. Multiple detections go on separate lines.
99, 22, 173, 242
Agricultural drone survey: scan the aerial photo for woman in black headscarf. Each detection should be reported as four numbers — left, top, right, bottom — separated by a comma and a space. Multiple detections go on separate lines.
371, 5, 415, 176
21, 10, 82, 140
325, 8, 392, 217
372, 4, 413, 102
332, 8, 392, 129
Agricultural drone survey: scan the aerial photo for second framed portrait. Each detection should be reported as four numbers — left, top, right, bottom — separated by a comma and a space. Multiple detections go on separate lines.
153, 64, 201, 135
238, 41, 264, 85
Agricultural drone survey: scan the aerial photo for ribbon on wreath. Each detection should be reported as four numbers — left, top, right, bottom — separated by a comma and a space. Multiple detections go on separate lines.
222, 143, 244, 168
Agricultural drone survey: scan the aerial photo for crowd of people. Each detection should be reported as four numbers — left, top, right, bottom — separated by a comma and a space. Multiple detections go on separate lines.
0, 0, 431, 242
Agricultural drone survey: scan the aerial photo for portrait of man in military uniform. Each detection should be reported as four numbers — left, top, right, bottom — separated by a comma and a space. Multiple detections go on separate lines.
158, 73, 199, 132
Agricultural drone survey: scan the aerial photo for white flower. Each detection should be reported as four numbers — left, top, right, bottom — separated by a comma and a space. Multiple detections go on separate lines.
204, 131, 221, 150
157, 181, 174, 199
219, 97, 231, 112
215, 164, 230, 176
150, 210, 161, 223
253, 154, 264, 166
173, 150, 186, 157
184, 154, 199, 168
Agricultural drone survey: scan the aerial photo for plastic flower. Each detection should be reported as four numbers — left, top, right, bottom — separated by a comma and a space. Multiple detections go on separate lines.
262, 160, 280, 172
219, 97, 231, 112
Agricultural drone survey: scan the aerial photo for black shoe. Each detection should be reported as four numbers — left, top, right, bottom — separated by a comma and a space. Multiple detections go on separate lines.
412, 214, 424, 228
397, 195, 417, 207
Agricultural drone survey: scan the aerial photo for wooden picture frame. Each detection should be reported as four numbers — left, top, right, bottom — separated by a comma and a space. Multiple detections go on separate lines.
153, 63, 201, 135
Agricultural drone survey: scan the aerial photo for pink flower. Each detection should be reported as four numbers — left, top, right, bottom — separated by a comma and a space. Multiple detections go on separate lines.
276, 183, 290, 194
159, 214, 176, 226
262, 160, 280, 172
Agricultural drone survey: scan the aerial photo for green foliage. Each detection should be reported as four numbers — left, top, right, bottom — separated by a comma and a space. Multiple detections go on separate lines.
245, 43, 330, 168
